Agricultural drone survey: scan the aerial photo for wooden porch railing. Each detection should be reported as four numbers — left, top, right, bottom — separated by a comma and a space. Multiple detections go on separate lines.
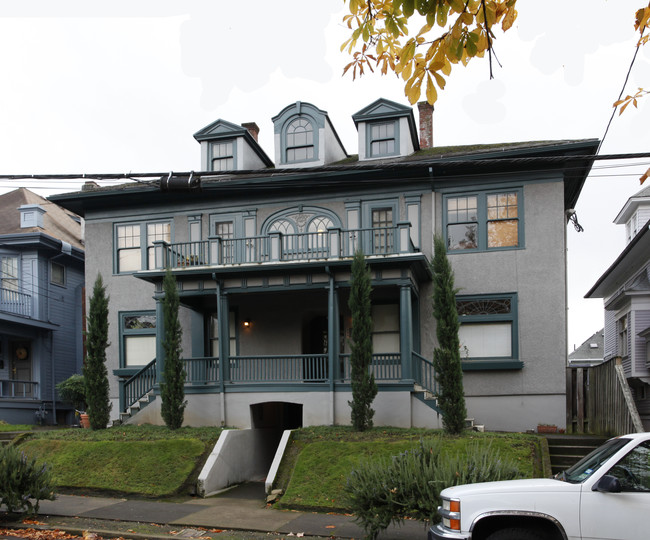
339, 353, 402, 381
120, 351, 439, 414
567, 356, 644, 435
121, 359, 157, 413
412, 351, 438, 395
0, 287, 32, 317
152, 225, 416, 270
0, 379, 38, 399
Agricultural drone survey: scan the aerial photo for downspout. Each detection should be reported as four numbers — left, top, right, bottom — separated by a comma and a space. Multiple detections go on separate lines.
213, 273, 226, 426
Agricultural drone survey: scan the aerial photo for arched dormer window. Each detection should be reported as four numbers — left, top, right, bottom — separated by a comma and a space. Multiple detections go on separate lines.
286, 118, 315, 163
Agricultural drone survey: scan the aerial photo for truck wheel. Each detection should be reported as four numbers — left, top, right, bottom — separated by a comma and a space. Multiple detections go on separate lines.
486, 528, 547, 540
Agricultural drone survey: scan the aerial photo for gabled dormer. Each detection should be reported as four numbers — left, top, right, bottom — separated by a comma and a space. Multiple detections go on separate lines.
272, 102, 347, 168
614, 185, 650, 244
352, 98, 420, 161
194, 119, 273, 172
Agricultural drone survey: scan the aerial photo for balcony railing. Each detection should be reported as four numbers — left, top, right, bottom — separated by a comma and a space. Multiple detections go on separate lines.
152, 224, 416, 270
0, 379, 38, 399
0, 287, 32, 317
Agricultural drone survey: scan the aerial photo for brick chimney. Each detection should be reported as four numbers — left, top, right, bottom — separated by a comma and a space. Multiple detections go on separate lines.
242, 122, 260, 142
417, 101, 434, 149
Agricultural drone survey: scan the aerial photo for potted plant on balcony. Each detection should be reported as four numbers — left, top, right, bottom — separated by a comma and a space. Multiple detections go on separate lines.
56, 374, 89, 428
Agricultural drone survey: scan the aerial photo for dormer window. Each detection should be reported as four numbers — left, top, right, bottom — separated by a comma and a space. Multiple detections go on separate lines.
194, 119, 272, 171
353, 98, 419, 161
272, 102, 347, 167
286, 118, 314, 163
210, 140, 235, 171
369, 121, 397, 158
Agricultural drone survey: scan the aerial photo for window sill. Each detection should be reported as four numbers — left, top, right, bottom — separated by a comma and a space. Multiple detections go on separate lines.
462, 361, 524, 371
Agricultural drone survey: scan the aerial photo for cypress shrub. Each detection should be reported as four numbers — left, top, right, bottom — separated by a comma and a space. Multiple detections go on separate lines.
160, 269, 186, 429
431, 235, 467, 434
83, 274, 111, 429
348, 250, 377, 431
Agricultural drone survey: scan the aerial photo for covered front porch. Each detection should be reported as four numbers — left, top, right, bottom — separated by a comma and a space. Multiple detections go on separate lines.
120, 253, 437, 422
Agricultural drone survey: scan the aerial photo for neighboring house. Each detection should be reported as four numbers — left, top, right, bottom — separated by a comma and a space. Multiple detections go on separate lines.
51, 98, 598, 432
586, 185, 650, 429
0, 188, 85, 425
568, 329, 605, 367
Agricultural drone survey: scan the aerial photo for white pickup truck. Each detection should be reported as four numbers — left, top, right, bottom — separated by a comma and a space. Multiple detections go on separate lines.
428, 432, 650, 540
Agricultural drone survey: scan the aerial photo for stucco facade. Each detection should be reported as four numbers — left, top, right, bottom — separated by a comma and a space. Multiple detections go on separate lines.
52, 98, 598, 432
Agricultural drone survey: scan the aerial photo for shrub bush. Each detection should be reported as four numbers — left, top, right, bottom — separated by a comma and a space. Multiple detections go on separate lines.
0, 444, 54, 514
56, 374, 87, 411
344, 437, 520, 540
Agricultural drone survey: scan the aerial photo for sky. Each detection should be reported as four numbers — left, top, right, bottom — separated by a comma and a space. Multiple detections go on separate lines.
1, 0, 649, 352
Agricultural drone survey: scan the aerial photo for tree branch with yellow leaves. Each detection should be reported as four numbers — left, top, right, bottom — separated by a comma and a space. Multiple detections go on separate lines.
341, 0, 518, 105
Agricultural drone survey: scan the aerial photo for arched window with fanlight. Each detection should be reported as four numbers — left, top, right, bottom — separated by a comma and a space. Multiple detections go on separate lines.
269, 218, 297, 254
285, 118, 314, 163
308, 216, 334, 257
264, 208, 342, 261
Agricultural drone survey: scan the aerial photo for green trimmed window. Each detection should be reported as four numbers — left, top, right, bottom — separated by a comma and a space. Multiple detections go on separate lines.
286, 118, 314, 163
445, 190, 521, 252
120, 312, 156, 367
210, 141, 234, 171
369, 121, 397, 157
115, 221, 171, 273
457, 294, 520, 369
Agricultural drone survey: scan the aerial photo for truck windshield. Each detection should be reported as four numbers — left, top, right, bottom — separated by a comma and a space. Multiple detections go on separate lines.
559, 438, 630, 484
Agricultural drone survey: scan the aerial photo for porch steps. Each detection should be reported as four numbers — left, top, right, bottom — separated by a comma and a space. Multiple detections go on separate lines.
0, 431, 28, 447
543, 434, 609, 475
114, 391, 155, 426
412, 384, 443, 415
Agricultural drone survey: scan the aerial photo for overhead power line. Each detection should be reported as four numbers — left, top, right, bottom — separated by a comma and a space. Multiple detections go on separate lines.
1, 150, 650, 184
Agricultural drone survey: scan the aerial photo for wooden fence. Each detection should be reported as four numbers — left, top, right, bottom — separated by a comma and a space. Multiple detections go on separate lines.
567, 356, 644, 435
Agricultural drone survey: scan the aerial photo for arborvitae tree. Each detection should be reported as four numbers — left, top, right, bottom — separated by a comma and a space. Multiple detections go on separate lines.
348, 250, 377, 431
83, 274, 111, 430
160, 269, 186, 429
431, 235, 467, 435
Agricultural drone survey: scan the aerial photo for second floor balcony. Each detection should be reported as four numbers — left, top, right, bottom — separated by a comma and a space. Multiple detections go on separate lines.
0, 287, 32, 318
152, 224, 417, 270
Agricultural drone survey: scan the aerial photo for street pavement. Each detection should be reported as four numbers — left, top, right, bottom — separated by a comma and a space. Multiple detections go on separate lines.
1, 482, 428, 539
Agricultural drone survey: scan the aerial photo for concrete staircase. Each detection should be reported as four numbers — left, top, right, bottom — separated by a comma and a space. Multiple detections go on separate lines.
544, 434, 609, 475
0, 431, 29, 447
113, 390, 155, 426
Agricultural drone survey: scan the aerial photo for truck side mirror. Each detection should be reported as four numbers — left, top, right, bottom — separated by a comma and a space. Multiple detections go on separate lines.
592, 475, 621, 493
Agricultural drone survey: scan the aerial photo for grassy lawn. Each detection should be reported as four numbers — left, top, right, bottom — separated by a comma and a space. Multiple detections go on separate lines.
0, 422, 33, 432
19, 425, 223, 497
13, 424, 543, 509
275, 427, 542, 512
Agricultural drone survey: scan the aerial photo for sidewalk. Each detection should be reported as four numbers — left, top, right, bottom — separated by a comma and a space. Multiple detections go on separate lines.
2, 483, 428, 540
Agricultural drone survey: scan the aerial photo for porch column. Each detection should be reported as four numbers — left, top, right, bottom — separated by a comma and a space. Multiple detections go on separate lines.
399, 285, 413, 381
155, 295, 165, 386
215, 281, 229, 390
327, 273, 339, 387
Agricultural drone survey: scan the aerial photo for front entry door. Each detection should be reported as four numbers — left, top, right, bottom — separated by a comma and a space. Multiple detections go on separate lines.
303, 316, 328, 381
10, 341, 32, 397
